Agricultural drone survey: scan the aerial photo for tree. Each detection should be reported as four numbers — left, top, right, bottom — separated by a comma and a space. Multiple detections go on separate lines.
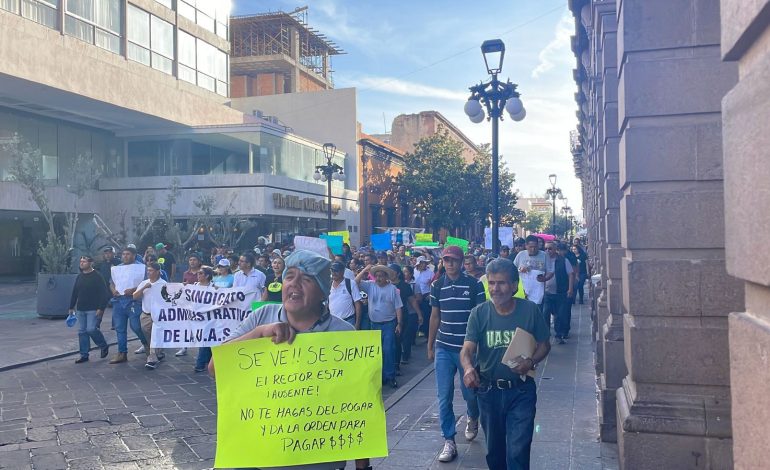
397, 132, 468, 233
4, 137, 101, 273
464, 143, 520, 228
522, 211, 549, 233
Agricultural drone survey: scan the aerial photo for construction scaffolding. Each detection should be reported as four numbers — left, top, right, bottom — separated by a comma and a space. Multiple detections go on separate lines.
230, 6, 344, 85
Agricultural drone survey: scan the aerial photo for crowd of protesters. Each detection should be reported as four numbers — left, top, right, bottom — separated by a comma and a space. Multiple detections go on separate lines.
69, 233, 589, 470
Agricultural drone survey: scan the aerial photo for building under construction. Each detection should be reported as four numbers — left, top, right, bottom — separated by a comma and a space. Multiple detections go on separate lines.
229, 7, 344, 97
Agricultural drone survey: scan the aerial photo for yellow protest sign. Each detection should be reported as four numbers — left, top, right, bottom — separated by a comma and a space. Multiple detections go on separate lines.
328, 230, 350, 245
415, 233, 433, 243
212, 331, 387, 468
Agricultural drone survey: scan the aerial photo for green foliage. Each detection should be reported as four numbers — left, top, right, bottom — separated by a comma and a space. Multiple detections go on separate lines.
4, 136, 101, 273
397, 133, 519, 232
37, 232, 70, 274
522, 211, 549, 233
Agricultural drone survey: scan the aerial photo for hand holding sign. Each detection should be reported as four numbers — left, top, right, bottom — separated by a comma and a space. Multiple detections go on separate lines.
212, 331, 387, 468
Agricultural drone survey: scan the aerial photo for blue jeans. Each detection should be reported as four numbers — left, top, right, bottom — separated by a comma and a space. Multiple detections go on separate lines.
343, 315, 356, 327
400, 313, 419, 362
195, 347, 212, 370
557, 295, 573, 338
435, 346, 480, 439
477, 378, 537, 469
112, 297, 146, 353
543, 293, 566, 335
75, 310, 108, 358
370, 319, 397, 381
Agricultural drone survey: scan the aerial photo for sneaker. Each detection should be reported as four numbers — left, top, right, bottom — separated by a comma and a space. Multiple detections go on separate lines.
134, 345, 145, 354
438, 439, 457, 462
194, 366, 206, 373
401, 359, 410, 365
145, 361, 158, 370
175, 348, 188, 357
157, 351, 166, 361
558, 337, 566, 345
100, 346, 109, 359
464, 416, 479, 441
75, 356, 89, 364
109, 352, 127, 364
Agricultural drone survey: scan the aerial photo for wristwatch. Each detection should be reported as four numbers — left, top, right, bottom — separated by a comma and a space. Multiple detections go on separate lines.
527, 358, 537, 370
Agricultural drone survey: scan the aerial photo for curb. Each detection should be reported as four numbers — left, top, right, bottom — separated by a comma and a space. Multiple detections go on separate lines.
384, 362, 435, 411
0, 338, 140, 373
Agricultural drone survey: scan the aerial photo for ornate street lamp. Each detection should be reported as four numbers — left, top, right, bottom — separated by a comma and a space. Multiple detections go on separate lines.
313, 143, 344, 232
464, 39, 526, 255
546, 173, 562, 236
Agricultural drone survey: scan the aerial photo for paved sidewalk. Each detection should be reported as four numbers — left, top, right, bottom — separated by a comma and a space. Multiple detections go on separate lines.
371, 301, 619, 469
0, 284, 617, 469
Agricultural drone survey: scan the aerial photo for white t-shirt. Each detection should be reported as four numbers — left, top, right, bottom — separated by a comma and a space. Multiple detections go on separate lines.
414, 267, 434, 295
233, 268, 266, 296
136, 278, 167, 313
328, 278, 362, 320
359, 281, 403, 322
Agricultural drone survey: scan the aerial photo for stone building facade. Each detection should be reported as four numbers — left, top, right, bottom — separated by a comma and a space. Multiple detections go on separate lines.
569, 0, 770, 468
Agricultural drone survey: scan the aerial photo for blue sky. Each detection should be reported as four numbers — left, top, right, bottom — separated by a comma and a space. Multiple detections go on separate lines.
232, 0, 581, 218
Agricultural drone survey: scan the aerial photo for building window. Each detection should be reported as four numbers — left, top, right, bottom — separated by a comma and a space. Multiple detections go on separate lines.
21, 0, 58, 29
65, 0, 121, 54
150, 16, 173, 74
127, 6, 173, 75
127, 5, 150, 65
177, 0, 195, 23
178, 30, 197, 84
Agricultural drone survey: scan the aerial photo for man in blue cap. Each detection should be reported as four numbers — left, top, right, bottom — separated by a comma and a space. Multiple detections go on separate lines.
208, 250, 373, 470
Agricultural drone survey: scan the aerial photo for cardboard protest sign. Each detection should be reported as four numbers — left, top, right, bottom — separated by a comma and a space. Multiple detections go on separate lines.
212, 331, 388, 468
327, 230, 350, 245
321, 234, 344, 255
484, 227, 514, 250
414, 241, 439, 248
446, 236, 469, 253
148, 284, 257, 348
370, 233, 391, 251
294, 236, 332, 258
520, 270, 544, 304
111, 264, 145, 294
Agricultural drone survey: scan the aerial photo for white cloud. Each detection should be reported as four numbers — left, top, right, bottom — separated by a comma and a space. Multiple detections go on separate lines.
531, 12, 574, 78
341, 75, 468, 101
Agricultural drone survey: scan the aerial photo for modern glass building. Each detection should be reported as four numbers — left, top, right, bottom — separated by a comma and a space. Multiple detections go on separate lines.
0, 1, 359, 276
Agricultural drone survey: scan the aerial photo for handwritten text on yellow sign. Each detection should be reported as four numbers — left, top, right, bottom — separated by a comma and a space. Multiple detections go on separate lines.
212, 331, 387, 468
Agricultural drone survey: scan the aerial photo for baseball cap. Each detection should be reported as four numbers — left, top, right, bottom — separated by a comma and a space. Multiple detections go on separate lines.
103, 246, 115, 252
272, 249, 282, 256
442, 245, 464, 260
217, 258, 231, 267
416, 256, 428, 264
126, 243, 137, 250
154, 243, 165, 250
330, 262, 345, 272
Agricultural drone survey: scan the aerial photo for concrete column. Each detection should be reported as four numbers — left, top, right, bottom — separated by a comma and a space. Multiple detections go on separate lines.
594, 1, 627, 443
615, 0, 742, 468
720, 1, 770, 468
289, 26, 300, 93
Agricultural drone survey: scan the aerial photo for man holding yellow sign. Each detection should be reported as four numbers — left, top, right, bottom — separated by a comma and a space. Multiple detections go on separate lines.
209, 250, 385, 470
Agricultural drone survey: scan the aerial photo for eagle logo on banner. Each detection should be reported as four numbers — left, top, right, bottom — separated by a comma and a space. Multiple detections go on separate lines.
161, 285, 183, 306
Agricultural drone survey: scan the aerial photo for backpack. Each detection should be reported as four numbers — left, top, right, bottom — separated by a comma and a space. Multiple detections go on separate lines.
344, 278, 355, 302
